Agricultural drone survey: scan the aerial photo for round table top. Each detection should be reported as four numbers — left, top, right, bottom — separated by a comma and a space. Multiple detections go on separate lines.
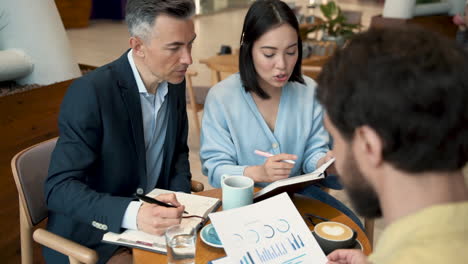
133, 188, 372, 264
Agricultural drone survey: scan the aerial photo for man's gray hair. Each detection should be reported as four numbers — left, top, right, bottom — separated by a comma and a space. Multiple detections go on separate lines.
125, 0, 195, 41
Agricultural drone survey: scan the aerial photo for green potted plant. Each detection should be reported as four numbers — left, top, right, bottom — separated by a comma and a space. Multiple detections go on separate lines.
306, 1, 361, 47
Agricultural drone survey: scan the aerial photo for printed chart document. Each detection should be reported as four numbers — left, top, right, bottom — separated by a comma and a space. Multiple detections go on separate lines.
209, 192, 327, 264
253, 158, 335, 202
102, 188, 221, 253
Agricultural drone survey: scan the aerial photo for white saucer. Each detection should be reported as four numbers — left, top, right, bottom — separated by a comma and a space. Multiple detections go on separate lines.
200, 224, 223, 248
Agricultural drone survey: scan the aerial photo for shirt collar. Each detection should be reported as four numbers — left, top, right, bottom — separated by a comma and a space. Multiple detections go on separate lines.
127, 49, 168, 97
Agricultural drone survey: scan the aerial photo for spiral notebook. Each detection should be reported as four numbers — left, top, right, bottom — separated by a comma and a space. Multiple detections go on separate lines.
102, 188, 221, 254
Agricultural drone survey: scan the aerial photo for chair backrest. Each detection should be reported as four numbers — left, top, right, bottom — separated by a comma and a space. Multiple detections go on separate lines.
302, 65, 323, 80
185, 70, 210, 140
185, 70, 211, 106
12, 137, 57, 227
11, 137, 197, 263
342, 10, 363, 31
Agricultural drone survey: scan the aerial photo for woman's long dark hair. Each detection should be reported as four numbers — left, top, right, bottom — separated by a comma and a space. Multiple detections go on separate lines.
239, 0, 304, 99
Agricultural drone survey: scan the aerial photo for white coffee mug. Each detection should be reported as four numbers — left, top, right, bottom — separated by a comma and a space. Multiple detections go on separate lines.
221, 175, 254, 210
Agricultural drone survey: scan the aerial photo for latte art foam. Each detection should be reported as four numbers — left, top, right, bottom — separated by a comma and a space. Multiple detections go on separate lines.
315, 222, 353, 241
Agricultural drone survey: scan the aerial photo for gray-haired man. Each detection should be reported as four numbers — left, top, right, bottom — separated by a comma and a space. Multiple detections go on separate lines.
44, 1, 196, 263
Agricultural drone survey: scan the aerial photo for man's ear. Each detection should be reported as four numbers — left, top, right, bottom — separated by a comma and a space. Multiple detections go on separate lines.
129, 36, 145, 58
352, 125, 384, 169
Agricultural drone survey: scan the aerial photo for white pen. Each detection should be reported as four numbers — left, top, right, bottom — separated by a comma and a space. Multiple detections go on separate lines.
254, 150, 296, 164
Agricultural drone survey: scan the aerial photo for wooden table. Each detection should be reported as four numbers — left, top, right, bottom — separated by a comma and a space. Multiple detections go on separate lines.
199, 54, 330, 86
133, 189, 372, 264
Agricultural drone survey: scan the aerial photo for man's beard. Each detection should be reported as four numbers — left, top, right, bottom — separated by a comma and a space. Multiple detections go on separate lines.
341, 151, 382, 218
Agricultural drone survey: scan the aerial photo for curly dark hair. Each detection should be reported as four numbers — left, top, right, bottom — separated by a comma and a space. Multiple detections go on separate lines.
317, 27, 468, 173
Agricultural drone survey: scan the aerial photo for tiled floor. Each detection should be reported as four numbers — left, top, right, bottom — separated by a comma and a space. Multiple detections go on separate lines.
66, 0, 386, 247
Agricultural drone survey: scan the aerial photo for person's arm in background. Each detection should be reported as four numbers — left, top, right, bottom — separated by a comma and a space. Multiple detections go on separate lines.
168, 81, 192, 193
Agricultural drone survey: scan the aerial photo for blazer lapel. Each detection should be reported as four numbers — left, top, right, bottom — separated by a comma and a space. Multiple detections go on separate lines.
113, 52, 147, 187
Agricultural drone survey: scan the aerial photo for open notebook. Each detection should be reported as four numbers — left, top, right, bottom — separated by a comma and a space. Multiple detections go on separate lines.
102, 188, 221, 254
253, 158, 335, 202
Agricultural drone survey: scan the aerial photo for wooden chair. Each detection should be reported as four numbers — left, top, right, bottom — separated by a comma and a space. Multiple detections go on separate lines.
11, 137, 204, 264
11, 138, 98, 264
302, 65, 323, 80
301, 54, 332, 80
199, 54, 239, 86
364, 218, 375, 246
185, 70, 211, 139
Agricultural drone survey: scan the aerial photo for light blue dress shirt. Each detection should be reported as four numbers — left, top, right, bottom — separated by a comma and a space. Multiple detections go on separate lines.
121, 50, 169, 230
200, 73, 330, 188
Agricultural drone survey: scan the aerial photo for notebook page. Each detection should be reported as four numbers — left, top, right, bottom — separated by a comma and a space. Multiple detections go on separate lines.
103, 188, 220, 253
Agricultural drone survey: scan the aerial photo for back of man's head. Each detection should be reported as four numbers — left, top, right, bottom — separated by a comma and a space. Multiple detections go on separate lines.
317, 27, 468, 173
125, 0, 195, 41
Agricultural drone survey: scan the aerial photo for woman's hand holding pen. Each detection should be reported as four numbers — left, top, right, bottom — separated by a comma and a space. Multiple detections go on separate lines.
245, 153, 297, 182
136, 193, 185, 235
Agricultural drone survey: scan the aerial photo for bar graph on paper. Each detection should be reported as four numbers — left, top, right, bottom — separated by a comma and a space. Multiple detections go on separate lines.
209, 193, 327, 264
237, 228, 310, 264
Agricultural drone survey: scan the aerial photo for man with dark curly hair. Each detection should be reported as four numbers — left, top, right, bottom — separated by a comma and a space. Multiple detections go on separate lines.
316, 27, 468, 264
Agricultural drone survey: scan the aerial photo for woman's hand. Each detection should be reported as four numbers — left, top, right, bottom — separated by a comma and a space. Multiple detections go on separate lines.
316, 151, 337, 175
244, 153, 297, 182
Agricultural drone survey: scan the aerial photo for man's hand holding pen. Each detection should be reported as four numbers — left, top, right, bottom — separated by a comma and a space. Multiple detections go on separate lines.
136, 193, 185, 235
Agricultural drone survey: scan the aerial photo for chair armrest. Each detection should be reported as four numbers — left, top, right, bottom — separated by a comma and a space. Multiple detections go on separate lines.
191, 180, 204, 192
33, 228, 98, 264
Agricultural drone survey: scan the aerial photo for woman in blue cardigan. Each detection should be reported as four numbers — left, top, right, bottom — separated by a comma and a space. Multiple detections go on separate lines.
200, 0, 362, 227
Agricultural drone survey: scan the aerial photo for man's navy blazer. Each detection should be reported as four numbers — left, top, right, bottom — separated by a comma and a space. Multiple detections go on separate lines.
44, 51, 192, 263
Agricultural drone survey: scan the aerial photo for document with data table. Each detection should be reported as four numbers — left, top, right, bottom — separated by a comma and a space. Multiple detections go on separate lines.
209, 193, 327, 264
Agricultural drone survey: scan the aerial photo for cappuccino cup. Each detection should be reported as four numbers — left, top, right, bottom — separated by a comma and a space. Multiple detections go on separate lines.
221, 175, 254, 210
313, 221, 357, 255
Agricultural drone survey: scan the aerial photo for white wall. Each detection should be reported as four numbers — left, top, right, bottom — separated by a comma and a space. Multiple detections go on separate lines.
383, 0, 466, 19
